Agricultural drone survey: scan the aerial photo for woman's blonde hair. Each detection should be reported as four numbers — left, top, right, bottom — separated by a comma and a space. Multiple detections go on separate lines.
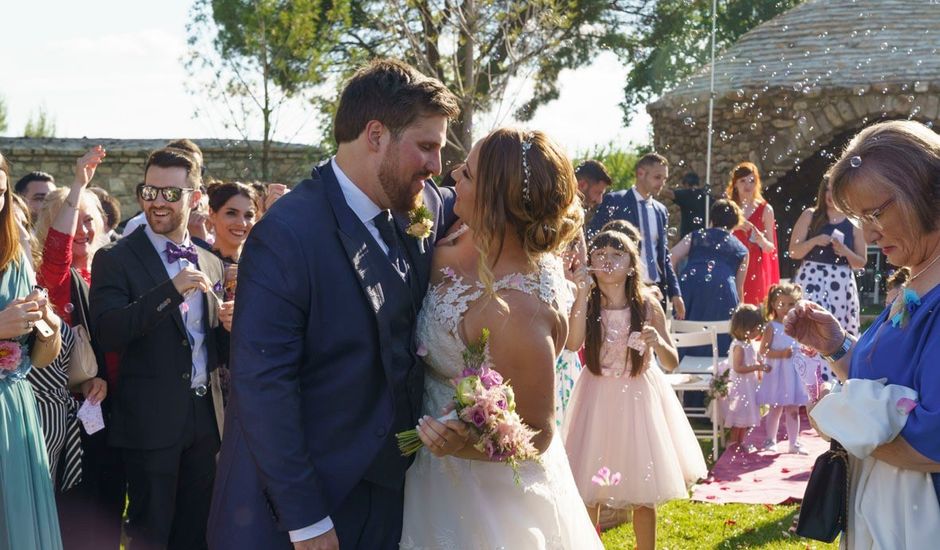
827, 120, 940, 238
725, 161, 765, 204
33, 187, 109, 270
471, 128, 583, 289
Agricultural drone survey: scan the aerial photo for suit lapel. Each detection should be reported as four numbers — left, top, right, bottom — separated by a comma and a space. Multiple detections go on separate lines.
126, 228, 188, 337
321, 163, 399, 383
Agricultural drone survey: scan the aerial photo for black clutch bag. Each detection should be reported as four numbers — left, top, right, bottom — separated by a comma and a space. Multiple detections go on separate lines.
796, 440, 849, 542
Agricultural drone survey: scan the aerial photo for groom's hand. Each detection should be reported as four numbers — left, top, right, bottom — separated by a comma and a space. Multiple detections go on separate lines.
293, 529, 339, 550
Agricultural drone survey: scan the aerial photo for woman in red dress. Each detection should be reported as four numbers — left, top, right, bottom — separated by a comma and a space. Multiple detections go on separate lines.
727, 162, 780, 305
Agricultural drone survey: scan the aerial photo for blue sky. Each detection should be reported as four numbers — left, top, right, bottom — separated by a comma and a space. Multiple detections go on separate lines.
4, 0, 650, 155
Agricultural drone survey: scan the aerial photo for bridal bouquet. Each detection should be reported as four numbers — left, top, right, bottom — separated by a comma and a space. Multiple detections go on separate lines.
396, 329, 540, 480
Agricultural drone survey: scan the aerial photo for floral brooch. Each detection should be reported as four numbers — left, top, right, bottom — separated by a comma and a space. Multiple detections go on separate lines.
406, 202, 433, 240
889, 287, 921, 328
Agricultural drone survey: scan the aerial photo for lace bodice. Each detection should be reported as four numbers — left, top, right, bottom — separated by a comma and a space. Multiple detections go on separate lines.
416, 255, 573, 415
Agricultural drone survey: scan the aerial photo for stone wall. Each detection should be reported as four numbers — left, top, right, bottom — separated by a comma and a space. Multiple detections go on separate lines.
647, 83, 940, 197
0, 137, 324, 216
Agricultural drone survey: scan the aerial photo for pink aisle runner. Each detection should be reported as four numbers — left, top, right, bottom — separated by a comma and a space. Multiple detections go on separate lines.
691, 410, 827, 504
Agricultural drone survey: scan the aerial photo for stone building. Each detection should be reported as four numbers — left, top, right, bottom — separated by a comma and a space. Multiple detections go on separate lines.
0, 137, 322, 217
648, 0, 940, 277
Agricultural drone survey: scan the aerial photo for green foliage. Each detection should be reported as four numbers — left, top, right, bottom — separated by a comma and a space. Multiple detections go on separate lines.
203, 0, 351, 96
23, 105, 56, 138
185, 0, 351, 178
0, 96, 7, 134
573, 142, 651, 191
254, 0, 638, 156
620, 0, 803, 124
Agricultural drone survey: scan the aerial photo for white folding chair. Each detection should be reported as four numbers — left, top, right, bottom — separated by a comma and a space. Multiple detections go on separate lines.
665, 330, 722, 461
670, 319, 730, 374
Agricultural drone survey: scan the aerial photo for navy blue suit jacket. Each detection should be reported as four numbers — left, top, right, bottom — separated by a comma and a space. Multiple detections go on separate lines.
207, 162, 454, 548
585, 189, 681, 299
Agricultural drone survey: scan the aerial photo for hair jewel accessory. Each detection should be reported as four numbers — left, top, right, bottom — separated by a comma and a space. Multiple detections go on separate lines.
849, 155, 862, 168
521, 133, 534, 206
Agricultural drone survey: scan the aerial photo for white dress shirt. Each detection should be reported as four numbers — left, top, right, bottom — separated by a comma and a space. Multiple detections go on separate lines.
632, 187, 660, 283
333, 157, 389, 255
143, 225, 208, 387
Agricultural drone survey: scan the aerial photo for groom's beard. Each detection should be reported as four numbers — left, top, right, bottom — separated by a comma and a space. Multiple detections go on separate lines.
379, 146, 427, 213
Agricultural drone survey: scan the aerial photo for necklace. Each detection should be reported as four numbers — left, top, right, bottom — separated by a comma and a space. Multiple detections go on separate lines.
909, 251, 940, 282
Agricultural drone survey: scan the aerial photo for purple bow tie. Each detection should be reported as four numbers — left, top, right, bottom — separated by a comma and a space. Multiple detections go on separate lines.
165, 241, 199, 264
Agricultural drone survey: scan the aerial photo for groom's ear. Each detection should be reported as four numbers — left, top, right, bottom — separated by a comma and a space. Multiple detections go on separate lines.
364, 120, 388, 153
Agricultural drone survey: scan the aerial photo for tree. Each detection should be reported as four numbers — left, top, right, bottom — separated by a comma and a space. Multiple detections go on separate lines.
574, 142, 651, 191
334, 0, 646, 162
185, 0, 351, 180
620, 0, 802, 124
0, 96, 7, 135
24, 105, 56, 138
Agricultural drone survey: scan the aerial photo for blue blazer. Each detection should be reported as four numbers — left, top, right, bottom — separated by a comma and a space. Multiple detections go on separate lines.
585, 189, 681, 299
207, 162, 453, 549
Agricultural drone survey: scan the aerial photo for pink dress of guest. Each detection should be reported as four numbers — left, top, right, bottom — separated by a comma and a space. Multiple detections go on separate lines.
562, 307, 707, 508
732, 201, 780, 305
723, 339, 761, 429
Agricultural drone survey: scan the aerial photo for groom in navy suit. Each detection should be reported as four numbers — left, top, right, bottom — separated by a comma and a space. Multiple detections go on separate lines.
207, 60, 463, 549
585, 153, 685, 318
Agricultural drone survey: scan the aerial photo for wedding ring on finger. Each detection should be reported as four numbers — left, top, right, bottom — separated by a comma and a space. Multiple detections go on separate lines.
25, 320, 33, 330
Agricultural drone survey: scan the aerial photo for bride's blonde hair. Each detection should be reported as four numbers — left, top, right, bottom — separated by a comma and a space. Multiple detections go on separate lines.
471, 128, 583, 291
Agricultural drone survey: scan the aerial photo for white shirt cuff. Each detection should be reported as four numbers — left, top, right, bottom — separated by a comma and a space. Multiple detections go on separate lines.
289, 516, 333, 543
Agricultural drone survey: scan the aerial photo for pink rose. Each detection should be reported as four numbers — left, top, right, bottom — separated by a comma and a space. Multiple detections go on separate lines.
0, 341, 22, 371
479, 368, 503, 389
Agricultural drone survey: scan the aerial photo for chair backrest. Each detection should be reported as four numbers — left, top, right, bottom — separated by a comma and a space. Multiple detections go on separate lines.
671, 330, 718, 350
670, 319, 731, 335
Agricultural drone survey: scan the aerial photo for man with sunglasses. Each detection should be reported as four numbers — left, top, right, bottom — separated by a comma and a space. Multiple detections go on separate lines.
89, 147, 227, 549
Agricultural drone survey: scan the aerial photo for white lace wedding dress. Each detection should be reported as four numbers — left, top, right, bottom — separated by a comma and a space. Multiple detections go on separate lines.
400, 255, 603, 550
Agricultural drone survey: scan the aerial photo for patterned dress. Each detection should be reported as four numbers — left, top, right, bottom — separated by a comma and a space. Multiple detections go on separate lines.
27, 324, 80, 491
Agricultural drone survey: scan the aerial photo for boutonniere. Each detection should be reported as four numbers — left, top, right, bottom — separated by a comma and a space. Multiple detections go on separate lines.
405, 202, 434, 240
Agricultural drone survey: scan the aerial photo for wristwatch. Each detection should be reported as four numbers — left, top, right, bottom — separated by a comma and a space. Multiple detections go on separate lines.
822, 334, 852, 363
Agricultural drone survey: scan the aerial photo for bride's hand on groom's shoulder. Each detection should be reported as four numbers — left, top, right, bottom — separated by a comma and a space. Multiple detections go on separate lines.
293, 528, 338, 550
416, 414, 469, 458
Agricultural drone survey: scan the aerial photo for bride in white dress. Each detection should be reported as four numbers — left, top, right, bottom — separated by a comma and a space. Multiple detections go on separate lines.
400, 128, 603, 549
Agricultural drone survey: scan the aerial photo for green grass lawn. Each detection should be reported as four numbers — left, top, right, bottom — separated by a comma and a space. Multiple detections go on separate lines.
599, 500, 839, 549
594, 423, 841, 549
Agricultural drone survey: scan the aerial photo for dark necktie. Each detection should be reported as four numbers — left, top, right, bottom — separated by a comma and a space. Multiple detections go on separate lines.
373, 211, 410, 281
638, 200, 658, 280
165, 241, 199, 265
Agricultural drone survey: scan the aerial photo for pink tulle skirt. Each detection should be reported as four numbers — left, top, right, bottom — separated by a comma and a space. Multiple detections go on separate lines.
562, 364, 708, 508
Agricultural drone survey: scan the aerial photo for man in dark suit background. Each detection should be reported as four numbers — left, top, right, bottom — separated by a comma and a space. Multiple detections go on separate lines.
586, 153, 686, 318
207, 59, 463, 550
90, 148, 226, 549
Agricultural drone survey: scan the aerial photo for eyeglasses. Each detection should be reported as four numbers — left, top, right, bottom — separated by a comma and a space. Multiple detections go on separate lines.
849, 196, 895, 227
137, 184, 193, 203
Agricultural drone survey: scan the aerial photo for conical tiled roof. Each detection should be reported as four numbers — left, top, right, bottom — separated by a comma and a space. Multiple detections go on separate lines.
653, 0, 940, 105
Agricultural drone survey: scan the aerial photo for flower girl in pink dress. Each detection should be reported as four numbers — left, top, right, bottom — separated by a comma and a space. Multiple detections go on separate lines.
563, 230, 707, 550
724, 304, 766, 451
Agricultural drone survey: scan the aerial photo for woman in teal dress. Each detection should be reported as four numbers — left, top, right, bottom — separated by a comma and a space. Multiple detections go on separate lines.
0, 150, 64, 549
